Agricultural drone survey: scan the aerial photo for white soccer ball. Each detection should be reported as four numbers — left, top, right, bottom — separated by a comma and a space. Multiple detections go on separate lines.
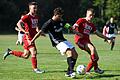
76, 65, 86, 75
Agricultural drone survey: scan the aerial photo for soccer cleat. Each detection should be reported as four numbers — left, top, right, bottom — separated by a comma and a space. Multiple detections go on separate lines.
65, 72, 76, 78
85, 72, 91, 75
94, 68, 104, 74
3, 48, 11, 60
33, 68, 45, 74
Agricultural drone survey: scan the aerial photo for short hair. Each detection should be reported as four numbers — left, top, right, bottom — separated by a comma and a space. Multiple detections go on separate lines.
28, 2, 38, 6
53, 7, 64, 15
87, 8, 95, 15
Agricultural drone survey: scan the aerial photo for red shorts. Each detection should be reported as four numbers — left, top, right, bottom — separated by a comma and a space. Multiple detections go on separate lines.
23, 39, 36, 50
76, 39, 92, 51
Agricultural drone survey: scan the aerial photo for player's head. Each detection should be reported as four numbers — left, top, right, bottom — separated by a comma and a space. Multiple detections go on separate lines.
28, 2, 38, 15
110, 16, 114, 23
53, 7, 64, 21
86, 8, 95, 21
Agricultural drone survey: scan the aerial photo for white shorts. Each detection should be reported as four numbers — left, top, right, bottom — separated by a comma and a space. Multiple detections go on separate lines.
106, 34, 116, 38
18, 31, 24, 43
56, 41, 74, 55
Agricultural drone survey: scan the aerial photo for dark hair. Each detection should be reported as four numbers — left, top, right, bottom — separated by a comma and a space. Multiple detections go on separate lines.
28, 2, 38, 6
53, 7, 64, 15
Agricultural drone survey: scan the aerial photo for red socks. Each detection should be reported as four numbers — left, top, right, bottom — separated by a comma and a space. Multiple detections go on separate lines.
11, 51, 24, 57
86, 54, 98, 72
11, 51, 37, 69
86, 60, 93, 72
31, 57, 37, 69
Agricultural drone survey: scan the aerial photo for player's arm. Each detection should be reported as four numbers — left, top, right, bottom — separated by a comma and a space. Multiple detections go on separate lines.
102, 26, 107, 36
15, 27, 19, 31
64, 23, 83, 37
36, 26, 40, 32
115, 25, 120, 34
17, 20, 27, 34
94, 30, 110, 40
31, 30, 44, 43
36, 26, 46, 37
31, 20, 49, 43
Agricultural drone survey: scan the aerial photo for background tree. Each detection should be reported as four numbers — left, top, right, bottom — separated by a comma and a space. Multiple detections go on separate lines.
0, 0, 119, 34
105, 0, 120, 26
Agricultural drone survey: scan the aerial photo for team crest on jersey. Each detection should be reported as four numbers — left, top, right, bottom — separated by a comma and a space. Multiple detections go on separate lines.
31, 19, 38, 28
84, 23, 92, 35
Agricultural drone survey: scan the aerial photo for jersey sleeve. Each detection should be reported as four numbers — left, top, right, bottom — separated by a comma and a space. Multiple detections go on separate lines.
21, 15, 29, 23
72, 18, 84, 29
41, 19, 51, 32
76, 18, 84, 25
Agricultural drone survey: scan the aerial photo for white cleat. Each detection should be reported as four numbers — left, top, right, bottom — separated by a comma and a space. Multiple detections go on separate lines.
33, 69, 45, 74
65, 72, 76, 78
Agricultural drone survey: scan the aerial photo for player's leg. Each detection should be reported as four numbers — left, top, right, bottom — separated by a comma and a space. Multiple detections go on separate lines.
29, 46, 45, 73
3, 48, 30, 60
110, 37, 115, 50
71, 48, 78, 70
65, 49, 76, 78
16, 32, 20, 45
16, 40, 19, 45
84, 43, 95, 73
18, 33, 24, 45
85, 43, 104, 74
66, 48, 78, 73
56, 41, 77, 78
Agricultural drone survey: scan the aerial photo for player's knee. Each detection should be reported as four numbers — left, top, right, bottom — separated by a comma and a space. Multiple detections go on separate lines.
66, 49, 72, 57
23, 55, 29, 59
31, 53, 37, 57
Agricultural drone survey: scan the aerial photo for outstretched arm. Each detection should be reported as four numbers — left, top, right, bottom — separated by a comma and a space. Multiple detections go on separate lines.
94, 30, 110, 40
64, 23, 83, 37
31, 30, 44, 43
17, 20, 26, 33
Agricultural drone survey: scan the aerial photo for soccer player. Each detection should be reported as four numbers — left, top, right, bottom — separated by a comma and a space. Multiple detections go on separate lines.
3, 2, 45, 73
72, 8, 111, 74
15, 26, 24, 45
15, 13, 26, 45
103, 16, 120, 50
30, 7, 78, 78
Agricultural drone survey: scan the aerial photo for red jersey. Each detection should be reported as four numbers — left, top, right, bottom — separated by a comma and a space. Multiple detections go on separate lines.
21, 14, 39, 40
74, 18, 96, 43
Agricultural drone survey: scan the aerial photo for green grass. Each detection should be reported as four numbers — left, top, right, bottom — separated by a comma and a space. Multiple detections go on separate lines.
0, 34, 120, 80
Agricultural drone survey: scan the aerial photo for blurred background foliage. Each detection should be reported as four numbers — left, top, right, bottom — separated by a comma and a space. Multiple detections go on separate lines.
0, 0, 120, 34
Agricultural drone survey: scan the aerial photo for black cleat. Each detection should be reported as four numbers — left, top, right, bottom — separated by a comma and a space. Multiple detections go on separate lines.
3, 48, 11, 60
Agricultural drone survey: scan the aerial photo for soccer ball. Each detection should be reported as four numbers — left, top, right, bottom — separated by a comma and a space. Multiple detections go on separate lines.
76, 65, 86, 75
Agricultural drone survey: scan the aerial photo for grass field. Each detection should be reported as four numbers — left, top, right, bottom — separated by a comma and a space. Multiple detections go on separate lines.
0, 34, 120, 80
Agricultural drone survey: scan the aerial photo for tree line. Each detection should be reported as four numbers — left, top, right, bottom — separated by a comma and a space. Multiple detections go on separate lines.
0, 0, 120, 34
